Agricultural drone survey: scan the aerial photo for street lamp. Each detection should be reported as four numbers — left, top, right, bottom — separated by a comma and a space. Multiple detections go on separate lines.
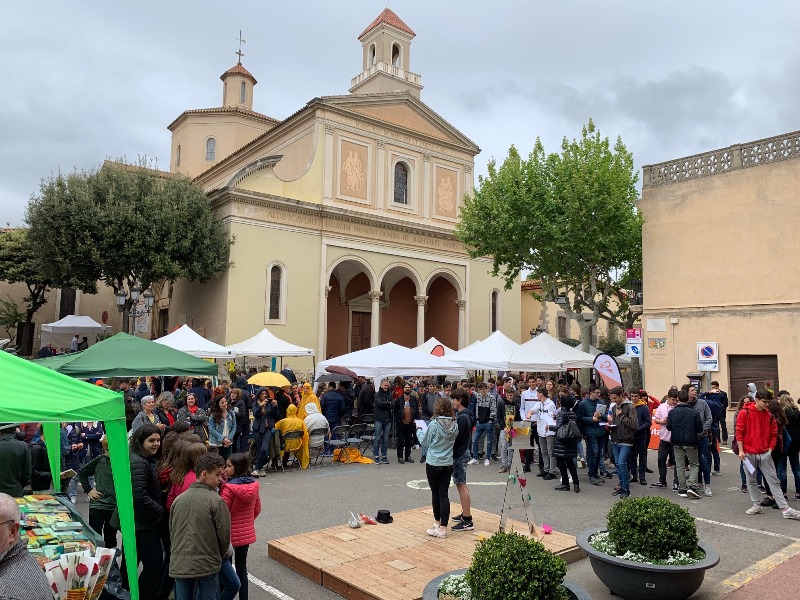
116, 282, 155, 333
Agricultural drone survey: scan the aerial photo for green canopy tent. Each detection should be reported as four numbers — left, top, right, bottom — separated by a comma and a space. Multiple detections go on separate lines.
0, 350, 141, 600
33, 332, 218, 378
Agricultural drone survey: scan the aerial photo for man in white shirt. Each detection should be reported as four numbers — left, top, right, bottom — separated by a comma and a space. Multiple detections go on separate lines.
519, 376, 542, 474
71, 334, 79, 352
534, 387, 558, 479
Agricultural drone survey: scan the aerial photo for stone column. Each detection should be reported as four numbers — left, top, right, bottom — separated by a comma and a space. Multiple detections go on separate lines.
369, 290, 383, 347
456, 299, 467, 349
414, 295, 428, 346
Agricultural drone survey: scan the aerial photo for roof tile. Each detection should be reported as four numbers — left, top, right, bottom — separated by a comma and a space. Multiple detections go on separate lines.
359, 8, 415, 39
220, 62, 257, 84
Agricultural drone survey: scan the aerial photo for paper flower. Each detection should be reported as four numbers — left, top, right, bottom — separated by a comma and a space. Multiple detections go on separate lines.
76, 564, 88, 577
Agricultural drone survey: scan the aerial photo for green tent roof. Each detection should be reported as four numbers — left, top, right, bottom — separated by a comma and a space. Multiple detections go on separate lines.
33, 332, 218, 378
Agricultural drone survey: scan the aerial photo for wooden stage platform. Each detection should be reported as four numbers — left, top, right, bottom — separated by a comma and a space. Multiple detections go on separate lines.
267, 504, 586, 600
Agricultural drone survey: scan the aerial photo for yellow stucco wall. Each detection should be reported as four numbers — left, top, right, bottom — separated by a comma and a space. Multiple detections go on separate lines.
468, 260, 521, 343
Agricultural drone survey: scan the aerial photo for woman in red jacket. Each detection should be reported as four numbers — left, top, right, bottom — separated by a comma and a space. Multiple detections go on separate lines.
222, 453, 262, 600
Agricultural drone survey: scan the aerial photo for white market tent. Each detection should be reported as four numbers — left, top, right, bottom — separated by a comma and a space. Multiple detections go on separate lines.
522, 332, 596, 369
446, 330, 564, 371
40, 315, 109, 348
227, 328, 314, 357
153, 324, 237, 359
413, 337, 456, 356
315, 342, 467, 381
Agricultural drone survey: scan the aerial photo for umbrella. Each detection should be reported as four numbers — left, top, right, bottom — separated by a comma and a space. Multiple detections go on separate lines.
315, 373, 355, 384
326, 365, 358, 379
248, 372, 291, 388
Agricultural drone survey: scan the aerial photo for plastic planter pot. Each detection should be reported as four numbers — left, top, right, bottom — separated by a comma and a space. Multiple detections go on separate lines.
422, 568, 592, 600
576, 528, 719, 600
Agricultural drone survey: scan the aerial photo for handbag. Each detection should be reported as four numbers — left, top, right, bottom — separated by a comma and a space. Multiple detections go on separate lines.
731, 437, 739, 455
556, 418, 582, 442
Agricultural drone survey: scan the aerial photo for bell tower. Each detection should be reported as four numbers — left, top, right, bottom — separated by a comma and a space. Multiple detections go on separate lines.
350, 8, 423, 98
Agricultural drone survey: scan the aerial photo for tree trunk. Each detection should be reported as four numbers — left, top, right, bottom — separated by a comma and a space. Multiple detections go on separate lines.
631, 357, 642, 388
578, 321, 592, 386
19, 310, 35, 357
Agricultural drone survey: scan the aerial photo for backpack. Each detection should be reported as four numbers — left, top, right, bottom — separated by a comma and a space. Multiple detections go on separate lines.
556, 414, 582, 442
704, 394, 725, 422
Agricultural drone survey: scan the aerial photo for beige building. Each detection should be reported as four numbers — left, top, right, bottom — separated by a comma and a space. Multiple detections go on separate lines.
164, 9, 521, 359
640, 129, 800, 399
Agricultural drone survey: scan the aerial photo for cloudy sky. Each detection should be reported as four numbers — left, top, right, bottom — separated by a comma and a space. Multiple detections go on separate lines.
1, 1, 798, 225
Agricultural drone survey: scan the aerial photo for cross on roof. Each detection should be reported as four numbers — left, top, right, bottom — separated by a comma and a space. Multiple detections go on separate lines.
235, 29, 246, 63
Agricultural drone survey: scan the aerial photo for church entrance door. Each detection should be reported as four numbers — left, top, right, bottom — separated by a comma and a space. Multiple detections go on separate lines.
351, 311, 372, 351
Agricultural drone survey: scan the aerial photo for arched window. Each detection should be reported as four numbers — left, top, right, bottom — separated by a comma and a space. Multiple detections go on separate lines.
392, 44, 401, 67
266, 263, 287, 323
369, 44, 376, 66
393, 162, 408, 205
205, 137, 216, 161
240, 81, 246, 103
176, 144, 181, 167
491, 290, 499, 332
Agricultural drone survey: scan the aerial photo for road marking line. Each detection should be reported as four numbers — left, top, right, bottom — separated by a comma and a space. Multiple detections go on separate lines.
695, 517, 800, 541
718, 540, 800, 589
248, 573, 297, 600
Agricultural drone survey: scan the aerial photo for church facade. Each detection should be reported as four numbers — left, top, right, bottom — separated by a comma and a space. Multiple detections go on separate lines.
165, 9, 521, 358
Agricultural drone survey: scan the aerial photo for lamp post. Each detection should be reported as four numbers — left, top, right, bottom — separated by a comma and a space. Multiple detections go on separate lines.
115, 283, 155, 335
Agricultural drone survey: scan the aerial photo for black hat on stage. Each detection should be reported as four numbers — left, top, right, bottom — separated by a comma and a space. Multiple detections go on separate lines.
375, 509, 393, 524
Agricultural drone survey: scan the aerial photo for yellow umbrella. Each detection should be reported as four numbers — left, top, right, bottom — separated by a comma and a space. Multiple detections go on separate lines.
248, 371, 291, 388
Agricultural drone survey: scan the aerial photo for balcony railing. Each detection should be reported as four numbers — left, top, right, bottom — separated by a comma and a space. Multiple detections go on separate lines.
351, 61, 422, 89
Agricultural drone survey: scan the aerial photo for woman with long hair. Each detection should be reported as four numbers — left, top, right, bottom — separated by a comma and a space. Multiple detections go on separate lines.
208, 395, 237, 460
552, 395, 580, 493
251, 389, 277, 477
779, 394, 800, 499
221, 453, 261, 600
415, 397, 458, 538
154, 392, 177, 427
123, 424, 164, 599
761, 396, 790, 508
166, 441, 208, 511
175, 393, 209, 443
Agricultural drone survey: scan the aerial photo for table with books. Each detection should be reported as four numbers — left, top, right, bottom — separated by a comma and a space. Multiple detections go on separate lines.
17, 493, 116, 600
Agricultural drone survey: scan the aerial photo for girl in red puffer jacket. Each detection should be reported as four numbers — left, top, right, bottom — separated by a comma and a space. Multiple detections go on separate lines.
221, 453, 262, 600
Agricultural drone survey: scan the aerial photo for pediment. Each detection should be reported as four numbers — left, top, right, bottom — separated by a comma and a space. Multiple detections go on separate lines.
322, 95, 479, 154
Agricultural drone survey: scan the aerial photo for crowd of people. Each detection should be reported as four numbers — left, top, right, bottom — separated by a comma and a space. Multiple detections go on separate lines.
2, 365, 800, 598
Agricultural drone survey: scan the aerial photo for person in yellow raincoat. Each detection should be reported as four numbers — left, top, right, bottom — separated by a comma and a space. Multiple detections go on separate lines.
275, 404, 310, 469
298, 382, 321, 420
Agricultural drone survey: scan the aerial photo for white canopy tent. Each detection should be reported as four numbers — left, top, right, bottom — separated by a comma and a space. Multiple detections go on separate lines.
315, 342, 466, 381
446, 330, 564, 371
413, 337, 456, 356
227, 328, 314, 357
40, 315, 109, 349
153, 324, 237, 359
522, 332, 596, 369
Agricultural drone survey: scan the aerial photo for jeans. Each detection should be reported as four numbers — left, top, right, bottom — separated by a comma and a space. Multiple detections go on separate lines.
254, 429, 272, 469
219, 557, 241, 600
611, 443, 632, 491
630, 436, 649, 481
234, 545, 250, 600
657, 440, 678, 485
674, 445, 699, 491
174, 573, 218, 600
472, 422, 494, 459
373, 420, 390, 460
577, 439, 586, 460
420, 419, 430, 459
788, 451, 800, 495
88, 507, 118, 548
746, 452, 789, 509
698, 435, 711, 485
709, 435, 721, 472
585, 434, 605, 479
426, 464, 453, 527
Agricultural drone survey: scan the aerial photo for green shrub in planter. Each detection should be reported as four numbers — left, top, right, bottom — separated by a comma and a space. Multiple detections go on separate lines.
607, 496, 698, 561
465, 531, 567, 600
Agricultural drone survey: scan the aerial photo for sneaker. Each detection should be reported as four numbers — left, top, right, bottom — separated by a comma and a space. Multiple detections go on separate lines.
258, 469, 268, 477
381, 457, 389, 465
741, 484, 748, 493
686, 488, 701, 499
759, 485, 767, 494
498, 467, 509, 473
704, 487, 713, 497
484, 459, 490, 466
421, 456, 426, 464
673, 482, 680, 491
746, 504, 764, 515
543, 473, 557, 480
782, 508, 800, 520
467, 458, 478, 465
639, 480, 648, 486
761, 497, 777, 507
426, 524, 447, 538
406, 458, 415, 463
712, 470, 721, 476
452, 514, 464, 522
589, 478, 602, 486
451, 519, 474, 531
678, 491, 689, 498
651, 481, 667, 488
251, 470, 261, 478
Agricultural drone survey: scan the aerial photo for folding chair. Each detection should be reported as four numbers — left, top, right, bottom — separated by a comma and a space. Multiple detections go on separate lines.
346, 424, 367, 460
360, 423, 375, 455
329, 425, 350, 463
308, 427, 329, 466
282, 430, 305, 469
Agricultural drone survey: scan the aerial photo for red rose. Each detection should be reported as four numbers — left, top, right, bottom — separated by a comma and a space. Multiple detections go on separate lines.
99, 555, 111, 566
76, 563, 89, 577
62, 568, 69, 579
51, 583, 59, 593
92, 563, 99, 575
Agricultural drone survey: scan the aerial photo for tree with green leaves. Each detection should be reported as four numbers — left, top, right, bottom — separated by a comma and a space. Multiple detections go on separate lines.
457, 119, 642, 359
25, 158, 233, 333
0, 229, 60, 355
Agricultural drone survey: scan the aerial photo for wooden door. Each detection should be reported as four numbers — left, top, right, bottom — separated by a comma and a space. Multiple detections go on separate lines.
350, 312, 371, 352
728, 355, 779, 410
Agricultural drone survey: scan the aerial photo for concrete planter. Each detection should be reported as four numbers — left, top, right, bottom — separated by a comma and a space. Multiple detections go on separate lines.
576, 528, 719, 600
422, 568, 592, 600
